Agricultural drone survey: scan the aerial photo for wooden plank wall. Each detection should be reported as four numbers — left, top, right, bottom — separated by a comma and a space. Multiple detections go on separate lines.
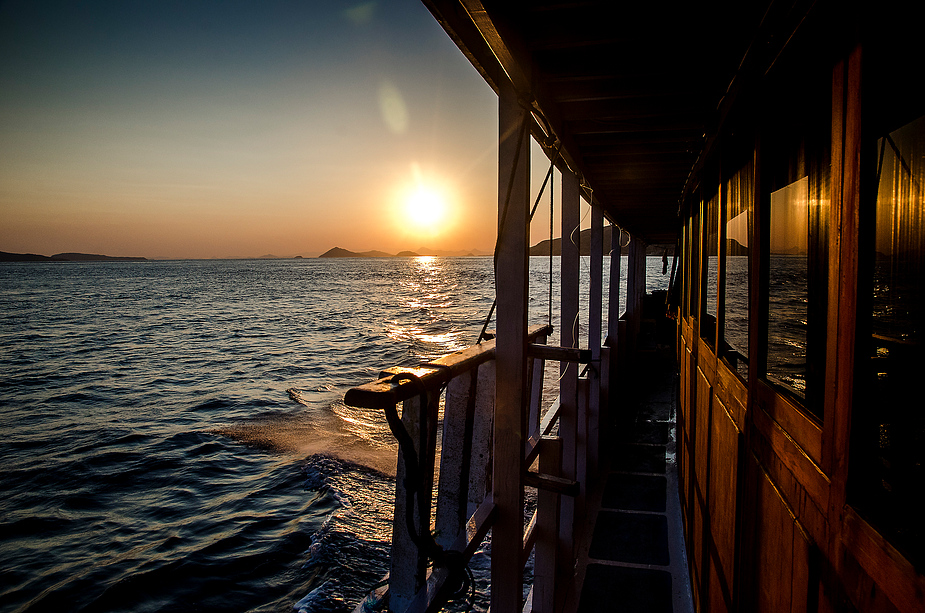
676, 42, 925, 613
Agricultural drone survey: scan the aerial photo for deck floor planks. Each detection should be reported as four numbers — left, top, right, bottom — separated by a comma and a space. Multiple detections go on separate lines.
573, 345, 694, 613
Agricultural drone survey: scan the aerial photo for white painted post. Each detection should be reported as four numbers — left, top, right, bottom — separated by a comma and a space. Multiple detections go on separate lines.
492, 82, 530, 613
468, 362, 495, 517
389, 391, 438, 611
436, 370, 475, 548
557, 170, 580, 604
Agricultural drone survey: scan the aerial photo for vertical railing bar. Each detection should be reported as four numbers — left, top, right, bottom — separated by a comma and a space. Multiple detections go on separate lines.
534, 436, 562, 613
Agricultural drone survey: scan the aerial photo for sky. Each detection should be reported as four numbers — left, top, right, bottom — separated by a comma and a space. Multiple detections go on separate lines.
0, 0, 576, 259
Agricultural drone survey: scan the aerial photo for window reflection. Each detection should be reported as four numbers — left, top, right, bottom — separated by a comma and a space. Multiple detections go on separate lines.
852, 114, 925, 566
765, 164, 828, 413
767, 177, 809, 395
701, 192, 719, 343
722, 161, 753, 378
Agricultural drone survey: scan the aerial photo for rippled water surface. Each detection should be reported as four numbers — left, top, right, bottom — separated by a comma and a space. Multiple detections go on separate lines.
0, 256, 669, 612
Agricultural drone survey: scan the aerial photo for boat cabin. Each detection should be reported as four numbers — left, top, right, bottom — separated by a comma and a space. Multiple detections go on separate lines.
347, 1, 924, 611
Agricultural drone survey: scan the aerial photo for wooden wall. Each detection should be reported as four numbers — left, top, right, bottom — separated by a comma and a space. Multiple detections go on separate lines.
676, 38, 925, 613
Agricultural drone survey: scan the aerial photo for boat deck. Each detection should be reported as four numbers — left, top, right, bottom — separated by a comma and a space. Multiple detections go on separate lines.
571, 343, 694, 613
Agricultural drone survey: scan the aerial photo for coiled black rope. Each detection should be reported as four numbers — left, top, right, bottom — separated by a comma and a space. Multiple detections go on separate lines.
383, 370, 475, 609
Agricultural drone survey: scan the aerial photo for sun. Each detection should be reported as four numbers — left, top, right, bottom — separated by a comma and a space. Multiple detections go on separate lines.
405, 186, 447, 231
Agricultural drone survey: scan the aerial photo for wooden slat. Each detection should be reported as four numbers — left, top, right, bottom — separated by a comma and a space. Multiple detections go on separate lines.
533, 436, 561, 613
750, 402, 830, 517
842, 507, 925, 613
527, 344, 590, 363
435, 369, 476, 549
468, 361, 495, 517
524, 471, 579, 497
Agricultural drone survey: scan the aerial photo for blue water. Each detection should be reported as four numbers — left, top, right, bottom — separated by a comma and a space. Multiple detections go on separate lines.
0, 256, 671, 612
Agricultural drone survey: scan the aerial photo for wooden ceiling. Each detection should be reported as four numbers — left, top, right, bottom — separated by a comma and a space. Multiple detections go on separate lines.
423, 0, 770, 243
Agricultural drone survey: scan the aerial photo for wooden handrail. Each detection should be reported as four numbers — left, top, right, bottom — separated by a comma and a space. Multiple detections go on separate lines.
345, 324, 551, 410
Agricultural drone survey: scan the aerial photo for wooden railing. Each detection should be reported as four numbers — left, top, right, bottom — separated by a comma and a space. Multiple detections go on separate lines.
347, 324, 593, 613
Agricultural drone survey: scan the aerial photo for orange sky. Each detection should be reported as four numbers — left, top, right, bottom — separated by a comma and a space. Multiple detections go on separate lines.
0, 1, 578, 259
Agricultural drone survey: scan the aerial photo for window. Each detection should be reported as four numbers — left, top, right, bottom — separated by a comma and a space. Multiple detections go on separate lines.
700, 191, 719, 344
761, 75, 830, 417
851, 113, 925, 566
722, 159, 753, 378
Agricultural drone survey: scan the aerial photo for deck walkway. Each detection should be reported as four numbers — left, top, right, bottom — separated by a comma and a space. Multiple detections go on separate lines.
571, 343, 694, 613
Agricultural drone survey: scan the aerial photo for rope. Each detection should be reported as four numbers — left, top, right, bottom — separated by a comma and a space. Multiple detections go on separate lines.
381, 371, 475, 608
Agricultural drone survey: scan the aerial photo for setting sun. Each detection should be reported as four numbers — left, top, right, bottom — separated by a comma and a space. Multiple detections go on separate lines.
406, 186, 447, 230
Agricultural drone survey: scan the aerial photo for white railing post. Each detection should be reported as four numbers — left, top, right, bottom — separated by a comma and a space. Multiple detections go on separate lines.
389, 391, 438, 611
468, 361, 495, 517
436, 369, 476, 548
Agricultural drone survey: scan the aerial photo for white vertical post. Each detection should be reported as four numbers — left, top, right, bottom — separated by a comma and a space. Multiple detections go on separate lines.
558, 170, 580, 603
435, 370, 474, 548
588, 204, 603, 479
389, 392, 437, 611
492, 83, 529, 613
468, 362, 495, 517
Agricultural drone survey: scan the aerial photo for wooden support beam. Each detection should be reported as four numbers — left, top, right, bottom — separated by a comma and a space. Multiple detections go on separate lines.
605, 223, 623, 427
558, 169, 581, 609
524, 471, 580, 497
491, 82, 530, 613
626, 234, 647, 356
588, 201, 604, 480
528, 344, 591, 364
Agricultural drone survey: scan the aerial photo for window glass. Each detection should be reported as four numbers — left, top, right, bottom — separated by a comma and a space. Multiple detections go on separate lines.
722, 160, 753, 377
852, 114, 925, 565
767, 176, 809, 393
700, 193, 719, 344
764, 145, 829, 414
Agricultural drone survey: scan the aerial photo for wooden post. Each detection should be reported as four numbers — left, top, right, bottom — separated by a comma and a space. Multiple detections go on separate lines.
588, 202, 603, 479
606, 224, 623, 420
626, 235, 647, 356
558, 170, 581, 605
491, 82, 530, 613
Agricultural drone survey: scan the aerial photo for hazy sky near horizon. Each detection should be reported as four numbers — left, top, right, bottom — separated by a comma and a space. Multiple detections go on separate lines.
0, 0, 571, 259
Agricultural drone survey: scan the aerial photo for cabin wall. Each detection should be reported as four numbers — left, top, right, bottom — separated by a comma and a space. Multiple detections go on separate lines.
677, 5, 924, 613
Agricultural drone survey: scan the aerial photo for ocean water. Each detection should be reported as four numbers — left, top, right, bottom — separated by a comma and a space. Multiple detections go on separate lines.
0, 256, 671, 612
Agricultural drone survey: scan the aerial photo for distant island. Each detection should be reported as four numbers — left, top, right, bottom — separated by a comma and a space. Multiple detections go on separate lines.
318, 235, 676, 259
0, 251, 147, 262
319, 246, 488, 258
